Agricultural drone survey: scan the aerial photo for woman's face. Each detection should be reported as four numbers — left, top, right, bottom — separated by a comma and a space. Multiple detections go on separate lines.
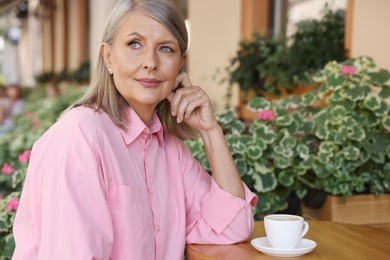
102, 11, 185, 116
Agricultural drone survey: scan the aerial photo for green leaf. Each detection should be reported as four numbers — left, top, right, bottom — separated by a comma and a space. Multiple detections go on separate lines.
216, 109, 235, 124
329, 91, 344, 102
387, 145, 390, 159
344, 84, 370, 102
313, 161, 331, 178
234, 157, 248, 176
371, 153, 385, 164
247, 96, 271, 111
364, 96, 381, 111
275, 114, 294, 126
319, 141, 337, 153
342, 145, 360, 161
253, 125, 277, 144
382, 116, 390, 129
330, 105, 347, 123
273, 155, 291, 169
373, 101, 389, 117
254, 160, 274, 174
368, 69, 390, 85
348, 127, 366, 142
231, 121, 246, 136
296, 144, 310, 159
318, 151, 333, 163
301, 92, 316, 106
278, 170, 295, 187
246, 145, 263, 160
379, 85, 390, 99
231, 141, 247, 155
252, 173, 277, 192
295, 188, 308, 199
280, 136, 297, 148
326, 74, 345, 90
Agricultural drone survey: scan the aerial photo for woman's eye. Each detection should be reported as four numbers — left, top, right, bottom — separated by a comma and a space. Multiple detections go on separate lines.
129, 41, 141, 49
160, 46, 173, 53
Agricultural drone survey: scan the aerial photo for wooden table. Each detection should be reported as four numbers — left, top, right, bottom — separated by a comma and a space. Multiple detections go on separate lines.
186, 220, 390, 259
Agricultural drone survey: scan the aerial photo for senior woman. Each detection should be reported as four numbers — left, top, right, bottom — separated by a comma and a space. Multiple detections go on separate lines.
12, 0, 257, 259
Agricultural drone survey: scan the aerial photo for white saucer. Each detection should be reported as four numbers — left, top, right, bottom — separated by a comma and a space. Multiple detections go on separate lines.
251, 237, 317, 258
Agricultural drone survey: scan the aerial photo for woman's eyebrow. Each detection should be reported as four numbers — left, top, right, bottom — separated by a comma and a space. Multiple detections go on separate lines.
126, 32, 177, 45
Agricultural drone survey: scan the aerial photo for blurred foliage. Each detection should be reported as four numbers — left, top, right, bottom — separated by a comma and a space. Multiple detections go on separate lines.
35, 61, 90, 85
226, 5, 346, 100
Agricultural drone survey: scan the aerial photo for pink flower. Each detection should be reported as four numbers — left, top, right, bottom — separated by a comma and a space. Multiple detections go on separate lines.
7, 197, 19, 212
387, 126, 390, 133
26, 111, 35, 119
32, 119, 40, 129
340, 65, 357, 75
257, 109, 276, 121
1, 163, 14, 175
18, 150, 31, 163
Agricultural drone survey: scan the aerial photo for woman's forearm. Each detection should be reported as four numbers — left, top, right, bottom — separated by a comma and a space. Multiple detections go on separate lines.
199, 125, 245, 199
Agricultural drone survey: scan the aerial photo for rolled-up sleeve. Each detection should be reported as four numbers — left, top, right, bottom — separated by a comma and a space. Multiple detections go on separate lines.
180, 141, 258, 244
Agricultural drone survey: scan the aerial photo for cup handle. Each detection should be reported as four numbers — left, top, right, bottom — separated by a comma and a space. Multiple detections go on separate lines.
301, 221, 309, 237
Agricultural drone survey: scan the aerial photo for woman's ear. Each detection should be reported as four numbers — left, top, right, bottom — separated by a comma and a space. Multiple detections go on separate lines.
180, 53, 187, 72
101, 42, 112, 71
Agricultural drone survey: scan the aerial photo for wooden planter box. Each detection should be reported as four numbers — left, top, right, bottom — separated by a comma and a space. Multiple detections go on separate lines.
301, 194, 390, 225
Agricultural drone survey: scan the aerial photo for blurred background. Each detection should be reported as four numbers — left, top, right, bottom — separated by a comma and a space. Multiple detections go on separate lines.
0, 0, 389, 112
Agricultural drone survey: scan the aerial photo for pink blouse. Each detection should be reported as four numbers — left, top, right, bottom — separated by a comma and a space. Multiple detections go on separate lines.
13, 106, 257, 260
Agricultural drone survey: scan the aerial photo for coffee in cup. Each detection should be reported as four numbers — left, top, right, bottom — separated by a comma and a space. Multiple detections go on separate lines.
264, 214, 309, 249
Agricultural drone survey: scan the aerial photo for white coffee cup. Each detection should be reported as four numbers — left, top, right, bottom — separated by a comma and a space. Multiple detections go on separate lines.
264, 214, 309, 249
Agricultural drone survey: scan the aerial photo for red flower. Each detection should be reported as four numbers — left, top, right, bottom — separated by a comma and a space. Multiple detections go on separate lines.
257, 110, 276, 121
26, 111, 35, 119
18, 150, 31, 163
32, 119, 40, 129
387, 126, 390, 133
1, 163, 14, 175
7, 197, 19, 212
340, 65, 357, 75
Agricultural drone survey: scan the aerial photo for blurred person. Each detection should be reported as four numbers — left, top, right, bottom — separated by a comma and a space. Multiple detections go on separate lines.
0, 85, 9, 107
6, 84, 25, 119
12, 0, 257, 259
0, 85, 12, 136
0, 104, 13, 136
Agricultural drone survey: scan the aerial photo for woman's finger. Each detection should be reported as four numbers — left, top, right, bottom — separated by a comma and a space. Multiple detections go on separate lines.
169, 85, 199, 117
175, 72, 192, 89
175, 88, 205, 122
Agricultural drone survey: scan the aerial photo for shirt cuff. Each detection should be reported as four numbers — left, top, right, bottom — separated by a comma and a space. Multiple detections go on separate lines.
201, 179, 257, 234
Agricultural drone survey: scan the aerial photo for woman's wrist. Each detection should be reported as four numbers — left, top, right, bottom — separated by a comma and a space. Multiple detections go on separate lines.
198, 124, 224, 142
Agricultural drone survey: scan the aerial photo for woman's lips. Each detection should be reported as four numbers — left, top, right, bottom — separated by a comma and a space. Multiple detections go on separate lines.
136, 78, 162, 88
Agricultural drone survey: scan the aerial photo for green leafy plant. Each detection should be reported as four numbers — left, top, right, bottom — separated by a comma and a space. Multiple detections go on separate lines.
226, 6, 346, 100
187, 56, 390, 219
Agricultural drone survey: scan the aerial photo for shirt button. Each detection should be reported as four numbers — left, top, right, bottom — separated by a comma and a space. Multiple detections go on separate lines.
150, 190, 154, 196
156, 225, 160, 232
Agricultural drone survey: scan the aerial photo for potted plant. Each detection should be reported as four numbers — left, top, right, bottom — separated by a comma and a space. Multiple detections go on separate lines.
187, 56, 390, 223
297, 56, 390, 224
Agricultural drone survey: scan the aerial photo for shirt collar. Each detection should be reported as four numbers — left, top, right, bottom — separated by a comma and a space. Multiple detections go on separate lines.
120, 107, 164, 147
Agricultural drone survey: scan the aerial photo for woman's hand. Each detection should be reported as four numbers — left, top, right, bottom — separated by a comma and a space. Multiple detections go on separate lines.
166, 73, 219, 133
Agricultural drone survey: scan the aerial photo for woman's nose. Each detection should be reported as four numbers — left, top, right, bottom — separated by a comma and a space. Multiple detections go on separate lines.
142, 49, 158, 71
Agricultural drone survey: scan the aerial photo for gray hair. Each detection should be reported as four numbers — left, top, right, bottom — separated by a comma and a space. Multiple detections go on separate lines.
65, 0, 193, 139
